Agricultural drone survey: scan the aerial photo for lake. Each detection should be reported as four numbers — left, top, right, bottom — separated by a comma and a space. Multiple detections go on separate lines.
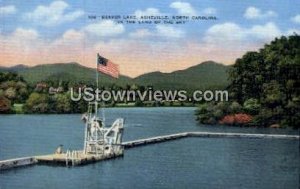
0, 107, 299, 189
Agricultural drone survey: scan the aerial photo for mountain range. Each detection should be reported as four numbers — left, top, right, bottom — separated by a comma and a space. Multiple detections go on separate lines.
0, 61, 230, 90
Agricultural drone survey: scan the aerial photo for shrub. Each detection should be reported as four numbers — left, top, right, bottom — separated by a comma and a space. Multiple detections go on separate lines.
243, 98, 261, 115
219, 113, 253, 125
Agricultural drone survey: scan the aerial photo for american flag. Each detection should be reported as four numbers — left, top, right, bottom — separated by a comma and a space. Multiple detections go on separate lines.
97, 54, 119, 78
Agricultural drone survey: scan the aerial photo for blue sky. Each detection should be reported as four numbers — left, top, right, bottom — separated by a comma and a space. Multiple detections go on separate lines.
0, 0, 299, 76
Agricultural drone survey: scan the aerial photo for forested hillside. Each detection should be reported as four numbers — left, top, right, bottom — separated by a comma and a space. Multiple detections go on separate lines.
196, 35, 300, 128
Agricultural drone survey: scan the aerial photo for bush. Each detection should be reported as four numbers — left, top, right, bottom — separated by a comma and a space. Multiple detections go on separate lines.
219, 113, 253, 125
243, 98, 261, 115
229, 101, 242, 114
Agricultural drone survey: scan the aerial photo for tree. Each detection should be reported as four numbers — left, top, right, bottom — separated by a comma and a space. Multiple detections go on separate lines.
0, 96, 11, 113
55, 94, 71, 113
229, 101, 242, 114
4, 87, 16, 100
24, 93, 49, 113
243, 98, 261, 115
197, 34, 300, 128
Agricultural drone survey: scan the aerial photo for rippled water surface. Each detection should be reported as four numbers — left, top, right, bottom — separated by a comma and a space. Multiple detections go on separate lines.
0, 108, 299, 189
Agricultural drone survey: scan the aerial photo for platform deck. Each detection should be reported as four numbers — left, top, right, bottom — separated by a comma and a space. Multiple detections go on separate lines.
35, 150, 123, 166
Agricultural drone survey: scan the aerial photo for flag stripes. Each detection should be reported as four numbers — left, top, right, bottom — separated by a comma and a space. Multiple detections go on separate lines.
97, 54, 119, 78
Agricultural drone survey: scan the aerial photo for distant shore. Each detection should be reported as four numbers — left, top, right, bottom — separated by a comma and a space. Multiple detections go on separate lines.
6, 102, 196, 114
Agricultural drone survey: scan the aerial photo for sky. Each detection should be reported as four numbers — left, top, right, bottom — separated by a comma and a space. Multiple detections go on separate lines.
0, 0, 299, 77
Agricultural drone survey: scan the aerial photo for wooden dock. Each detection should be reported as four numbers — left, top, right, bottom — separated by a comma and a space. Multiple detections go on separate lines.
1, 131, 298, 170
122, 131, 299, 148
0, 157, 38, 170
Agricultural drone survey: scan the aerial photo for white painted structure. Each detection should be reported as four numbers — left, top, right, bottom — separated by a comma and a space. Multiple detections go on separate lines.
82, 102, 124, 156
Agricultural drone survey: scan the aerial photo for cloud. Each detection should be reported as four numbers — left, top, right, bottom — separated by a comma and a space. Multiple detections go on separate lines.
156, 25, 185, 38
170, 1, 196, 16
291, 14, 300, 24
24, 1, 84, 26
52, 29, 85, 46
62, 29, 85, 40
0, 28, 43, 63
0, 27, 92, 68
1, 24, 295, 78
134, 8, 161, 18
204, 22, 282, 49
202, 8, 216, 15
286, 28, 300, 35
129, 26, 184, 39
249, 22, 281, 40
129, 29, 153, 38
0, 5, 17, 15
84, 20, 125, 37
13, 28, 39, 39
244, 6, 277, 19
204, 22, 245, 48
0, 27, 40, 50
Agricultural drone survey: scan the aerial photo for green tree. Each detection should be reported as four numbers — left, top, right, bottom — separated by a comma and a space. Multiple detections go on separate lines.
243, 98, 261, 115
24, 93, 49, 113
55, 94, 71, 113
197, 34, 300, 128
4, 87, 16, 100
229, 101, 242, 114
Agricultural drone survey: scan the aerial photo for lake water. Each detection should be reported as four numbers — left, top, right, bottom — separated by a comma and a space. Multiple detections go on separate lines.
0, 107, 299, 189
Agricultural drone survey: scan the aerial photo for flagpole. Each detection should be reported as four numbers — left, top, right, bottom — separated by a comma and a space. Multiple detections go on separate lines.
95, 54, 98, 116
96, 54, 99, 89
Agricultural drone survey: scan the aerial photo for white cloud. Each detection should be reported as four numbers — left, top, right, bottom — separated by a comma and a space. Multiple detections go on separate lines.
129, 29, 153, 38
61, 29, 85, 40
24, 1, 84, 26
134, 8, 161, 18
170, 1, 196, 16
204, 22, 245, 47
84, 20, 125, 37
244, 6, 277, 19
204, 22, 282, 48
0, 27, 92, 67
0, 28, 42, 59
0, 28, 40, 44
249, 22, 281, 40
12, 28, 39, 40
0, 28, 39, 45
156, 25, 185, 38
129, 26, 185, 39
0, 5, 17, 15
286, 28, 300, 35
291, 14, 300, 24
202, 8, 216, 15
52, 29, 85, 46
49, 29, 87, 61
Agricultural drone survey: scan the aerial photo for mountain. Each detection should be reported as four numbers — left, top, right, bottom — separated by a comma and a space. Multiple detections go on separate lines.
0, 62, 131, 86
133, 61, 230, 90
0, 61, 230, 90
0, 64, 29, 72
